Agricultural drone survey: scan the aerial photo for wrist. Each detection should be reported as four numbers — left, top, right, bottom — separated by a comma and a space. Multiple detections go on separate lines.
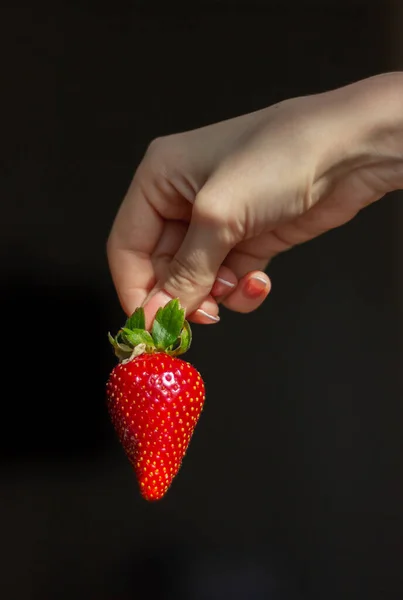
313, 72, 403, 188
354, 72, 403, 159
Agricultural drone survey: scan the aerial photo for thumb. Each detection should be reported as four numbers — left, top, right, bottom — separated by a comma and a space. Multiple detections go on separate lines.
143, 209, 232, 326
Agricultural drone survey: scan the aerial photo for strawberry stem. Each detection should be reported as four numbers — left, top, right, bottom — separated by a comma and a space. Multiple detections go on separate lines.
108, 298, 192, 362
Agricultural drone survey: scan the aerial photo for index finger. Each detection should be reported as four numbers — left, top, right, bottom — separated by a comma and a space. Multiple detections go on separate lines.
107, 175, 163, 316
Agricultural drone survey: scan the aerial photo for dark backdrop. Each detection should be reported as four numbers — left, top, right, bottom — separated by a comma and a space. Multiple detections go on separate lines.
2, 1, 403, 599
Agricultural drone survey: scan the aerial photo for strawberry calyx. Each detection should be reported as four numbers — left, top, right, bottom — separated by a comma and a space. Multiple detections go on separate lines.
108, 298, 192, 363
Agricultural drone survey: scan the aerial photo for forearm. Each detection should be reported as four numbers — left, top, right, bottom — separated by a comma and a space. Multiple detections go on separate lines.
311, 72, 403, 193
356, 72, 403, 161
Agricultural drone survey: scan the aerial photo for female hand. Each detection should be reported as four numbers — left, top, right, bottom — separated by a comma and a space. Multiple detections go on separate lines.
107, 72, 403, 327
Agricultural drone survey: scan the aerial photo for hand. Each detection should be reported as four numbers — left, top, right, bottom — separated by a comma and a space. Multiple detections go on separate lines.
107, 72, 403, 327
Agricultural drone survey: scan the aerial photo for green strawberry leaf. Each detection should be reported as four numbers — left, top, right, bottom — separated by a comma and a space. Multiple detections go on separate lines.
120, 327, 154, 350
124, 307, 146, 331
109, 298, 193, 362
170, 319, 192, 356
108, 332, 134, 360
108, 331, 117, 348
151, 298, 185, 350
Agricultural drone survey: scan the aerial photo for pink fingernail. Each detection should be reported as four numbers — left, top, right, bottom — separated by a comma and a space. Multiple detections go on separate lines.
142, 289, 172, 308
196, 309, 220, 323
143, 290, 173, 328
212, 277, 236, 298
244, 276, 268, 298
216, 277, 235, 289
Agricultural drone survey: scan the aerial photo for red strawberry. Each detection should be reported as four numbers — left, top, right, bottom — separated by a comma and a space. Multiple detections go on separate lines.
106, 299, 205, 501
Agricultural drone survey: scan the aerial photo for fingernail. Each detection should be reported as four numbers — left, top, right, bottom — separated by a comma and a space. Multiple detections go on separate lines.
196, 309, 220, 323
212, 277, 236, 298
216, 277, 235, 289
244, 275, 268, 299
143, 289, 172, 309
143, 290, 173, 329
142, 289, 172, 307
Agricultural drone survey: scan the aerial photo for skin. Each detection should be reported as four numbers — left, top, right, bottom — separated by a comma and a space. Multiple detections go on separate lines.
107, 72, 403, 328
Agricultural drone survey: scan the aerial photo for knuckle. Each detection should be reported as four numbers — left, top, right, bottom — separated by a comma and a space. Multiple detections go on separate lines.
144, 134, 183, 166
141, 134, 185, 184
193, 191, 227, 228
144, 136, 168, 160
193, 190, 243, 244
141, 137, 170, 178
166, 255, 212, 295
106, 230, 116, 262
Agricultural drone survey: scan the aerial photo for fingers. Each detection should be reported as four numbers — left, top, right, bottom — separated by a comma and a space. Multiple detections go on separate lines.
109, 169, 272, 326
107, 247, 155, 316
216, 246, 272, 314
107, 176, 163, 316
187, 268, 270, 323
187, 295, 221, 325
210, 266, 237, 297
186, 266, 237, 325
189, 270, 271, 321
220, 271, 271, 313
142, 202, 233, 326
149, 268, 271, 326
143, 216, 272, 325
150, 222, 236, 326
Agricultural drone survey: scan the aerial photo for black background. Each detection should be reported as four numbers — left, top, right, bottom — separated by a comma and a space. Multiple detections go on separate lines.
2, 1, 403, 598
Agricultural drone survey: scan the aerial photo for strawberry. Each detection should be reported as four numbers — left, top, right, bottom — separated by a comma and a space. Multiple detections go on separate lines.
106, 299, 205, 501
